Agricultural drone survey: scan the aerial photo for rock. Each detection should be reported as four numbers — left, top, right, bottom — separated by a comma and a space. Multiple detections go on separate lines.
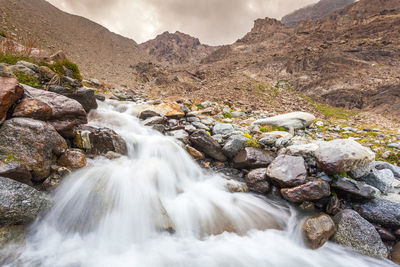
189, 130, 227, 162
388, 143, 400, 149
16, 61, 39, 73
375, 226, 396, 241
9, 64, 37, 78
258, 135, 277, 147
0, 225, 25, 249
332, 209, 388, 258
200, 101, 212, 108
0, 63, 16, 78
252, 112, 315, 132
231, 111, 245, 118
185, 145, 204, 160
375, 161, 400, 179
212, 123, 234, 136
392, 242, 400, 265
0, 177, 53, 226
39, 66, 56, 82
314, 139, 375, 175
353, 199, 400, 228
74, 125, 128, 156
245, 168, 270, 194
279, 143, 320, 159
166, 129, 190, 144
226, 182, 248, 193
0, 118, 67, 181
331, 176, 377, 199
139, 110, 161, 120
192, 121, 210, 131
143, 116, 166, 126
348, 162, 375, 179
105, 151, 122, 160
50, 50, 67, 62
0, 77, 24, 123
133, 102, 185, 119
233, 147, 274, 169
326, 196, 341, 215
0, 161, 32, 186
260, 131, 293, 139
58, 149, 87, 169
48, 86, 98, 113
222, 135, 248, 159
266, 155, 307, 187
363, 168, 394, 194
12, 98, 52, 120
184, 124, 196, 133
95, 94, 106, 101
281, 180, 330, 202
274, 138, 292, 149
14, 85, 87, 138
302, 213, 335, 250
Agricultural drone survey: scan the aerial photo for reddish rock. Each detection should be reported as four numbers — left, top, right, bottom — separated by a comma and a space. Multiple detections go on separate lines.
245, 168, 270, 194
302, 213, 335, 250
392, 242, 400, 264
185, 145, 204, 160
0, 77, 24, 123
281, 180, 331, 202
0, 160, 32, 186
58, 149, 87, 169
233, 147, 274, 169
13, 98, 52, 120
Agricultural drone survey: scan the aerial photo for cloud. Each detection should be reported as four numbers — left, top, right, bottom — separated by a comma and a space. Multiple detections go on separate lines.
47, 0, 318, 45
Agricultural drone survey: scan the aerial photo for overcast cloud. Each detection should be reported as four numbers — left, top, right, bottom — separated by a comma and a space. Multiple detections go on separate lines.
47, 0, 318, 45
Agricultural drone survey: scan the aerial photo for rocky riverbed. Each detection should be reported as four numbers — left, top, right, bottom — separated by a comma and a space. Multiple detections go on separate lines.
1, 56, 400, 264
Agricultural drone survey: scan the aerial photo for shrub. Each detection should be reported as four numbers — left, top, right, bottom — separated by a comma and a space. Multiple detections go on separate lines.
42, 60, 82, 81
15, 72, 40, 88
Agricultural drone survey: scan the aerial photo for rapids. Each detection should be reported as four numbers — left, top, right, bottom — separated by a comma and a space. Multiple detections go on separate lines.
1, 100, 395, 267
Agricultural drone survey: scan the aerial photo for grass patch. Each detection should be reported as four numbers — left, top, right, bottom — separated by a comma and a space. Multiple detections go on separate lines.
0, 55, 31, 65
15, 72, 40, 88
260, 125, 287, 132
42, 60, 82, 81
245, 139, 262, 148
302, 96, 359, 120
223, 112, 232, 119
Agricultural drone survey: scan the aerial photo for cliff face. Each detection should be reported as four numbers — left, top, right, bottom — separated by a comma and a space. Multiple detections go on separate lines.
281, 0, 355, 27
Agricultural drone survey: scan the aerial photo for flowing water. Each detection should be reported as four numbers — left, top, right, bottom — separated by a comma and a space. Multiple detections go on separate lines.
2, 100, 395, 267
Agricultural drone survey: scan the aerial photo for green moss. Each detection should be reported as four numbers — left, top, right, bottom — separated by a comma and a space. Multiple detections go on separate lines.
223, 112, 232, 119
245, 139, 261, 148
41, 60, 82, 81
15, 72, 40, 88
260, 125, 287, 132
301, 95, 358, 120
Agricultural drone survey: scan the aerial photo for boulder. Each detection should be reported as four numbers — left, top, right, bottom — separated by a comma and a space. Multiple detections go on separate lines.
233, 147, 274, 169
0, 161, 32, 186
12, 98, 52, 120
245, 168, 270, 194
14, 85, 87, 137
143, 116, 167, 126
133, 102, 185, 119
139, 110, 161, 120
266, 155, 307, 187
39, 65, 56, 82
281, 180, 330, 202
0, 118, 67, 181
9, 64, 38, 78
0, 77, 24, 123
222, 135, 248, 159
58, 149, 87, 169
189, 130, 227, 162
302, 213, 335, 250
74, 125, 128, 156
252, 112, 315, 132
48, 86, 98, 113
185, 145, 204, 160
375, 161, 400, 179
331, 176, 377, 199
166, 129, 190, 144
16, 61, 39, 73
314, 139, 375, 175
353, 199, 400, 228
258, 136, 277, 147
0, 177, 53, 226
212, 123, 234, 136
332, 209, 388, 258
279, 143, 320, 159
362, 168, 394, 194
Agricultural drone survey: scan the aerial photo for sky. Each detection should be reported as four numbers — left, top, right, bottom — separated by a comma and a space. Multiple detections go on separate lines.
47, 0, 318, 45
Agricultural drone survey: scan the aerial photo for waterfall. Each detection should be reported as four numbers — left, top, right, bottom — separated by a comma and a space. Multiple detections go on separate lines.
3, 100, 393, 267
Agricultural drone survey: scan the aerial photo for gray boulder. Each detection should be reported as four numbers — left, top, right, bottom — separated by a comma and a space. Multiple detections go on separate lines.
353, 199, 400, 228
212, 123, 234, 136
190, 130, 227, 162
166, 129, 190, 145
332, 209, 388, 258
375, 161, 400, 179
362, 169, 394, 194
266, 155, 307, 187
0, 177, 53, 226
233, 147, 274, 169
331, 176, 377, 199
314, 139, 375, 175
245, 168, 270, 194
222, 135, 248, 158
48, 86, 98, 113
252, 112, 315, 133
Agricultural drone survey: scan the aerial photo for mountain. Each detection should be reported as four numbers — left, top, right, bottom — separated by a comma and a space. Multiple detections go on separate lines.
140, 31, 219, 66
0, 0, 150, 87
281, 0, 355, 27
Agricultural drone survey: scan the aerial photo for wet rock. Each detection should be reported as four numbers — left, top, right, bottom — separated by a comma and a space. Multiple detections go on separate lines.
222, 135, 248, 159
74, 125, 128, 156
331, 176, 377, 199
12, 98, 52, 120
0, 177, 53, 226
363, 168, 394, 194
139, 110, 161, 120
190, 130, 227, 162
212, 123, 234, 136
185, 145, 204, 160
0, 161, 32, 186
281, 180, 330, 202
233, 147, 274, 169
392, 242, 400, 265
252, 112, 315, 132
48, 86, 98, 113
314, 139, 375, 175
375, 226, 396, 241
58, 149, 87, 169
0, 225, 25, 249
226, 182, 248, 193
326, 196, 341, 215
266, 155, 307, 187
0, 77, 24, 123
332, 209, 388, 258
105, 151, 122, 160
15, 85, 87, 138
245, 168, 270, 194
166, 129, 190, 144
0, 118, 67, 181
353, 199, 400, 228
155, 199, 176, 234
143, 116, 167, 126
302, 213, 335, 250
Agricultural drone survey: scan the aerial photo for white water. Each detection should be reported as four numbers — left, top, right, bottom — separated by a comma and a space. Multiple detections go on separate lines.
2, 100, 394, 267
